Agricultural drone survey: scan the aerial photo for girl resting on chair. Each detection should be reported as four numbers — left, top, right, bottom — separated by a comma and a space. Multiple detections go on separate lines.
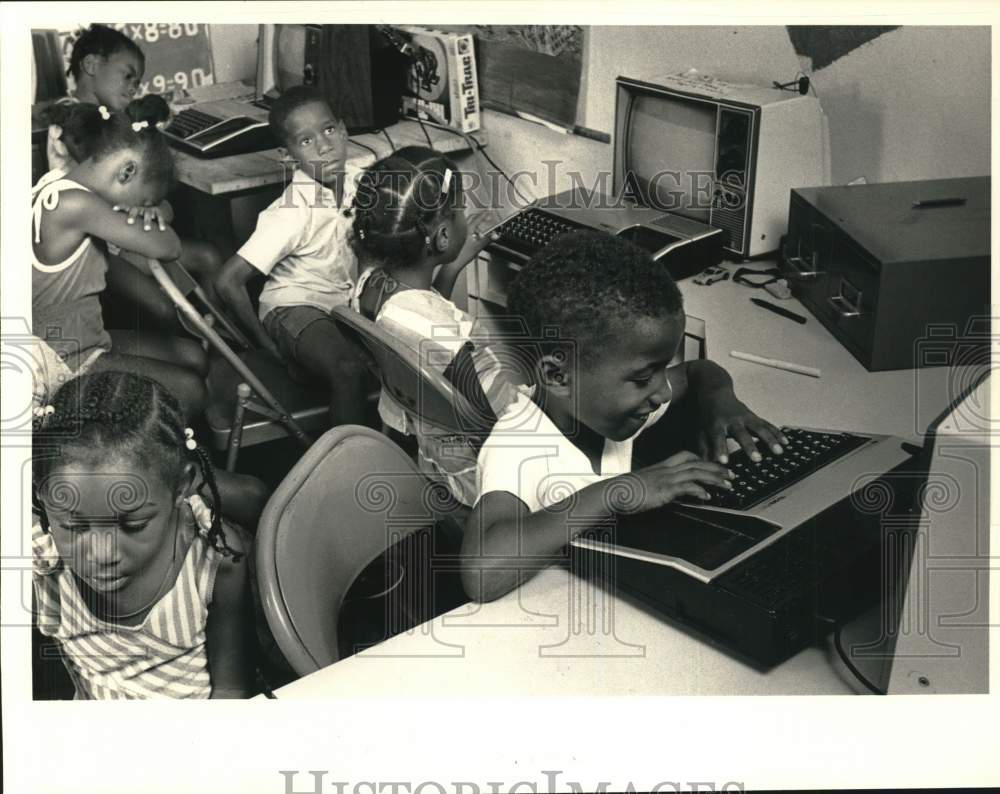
348, 146, 514, 507
45, 24, 226, 320
32, 98, 208, 420
45, 95, 227, 337
31, 370, 257, 699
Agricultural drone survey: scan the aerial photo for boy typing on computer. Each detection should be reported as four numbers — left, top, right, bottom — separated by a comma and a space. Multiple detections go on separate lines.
215, 86, 367, 425
461, 231, 788, 602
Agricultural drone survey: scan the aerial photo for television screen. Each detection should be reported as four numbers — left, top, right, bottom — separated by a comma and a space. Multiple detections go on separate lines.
274, 24, 307, 93
256, 23, 307, 101
625, 92, 717, 223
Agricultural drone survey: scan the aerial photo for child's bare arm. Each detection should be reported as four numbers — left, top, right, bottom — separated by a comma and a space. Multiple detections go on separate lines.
431, 210, 503, 298
111, 199, 174, 230
431, 256, 473, 299
60, 189, 182, 261
205, 527, 257, 698
462, 452, 732, 602
666, 359, 786, 463
215, 254, 283, 359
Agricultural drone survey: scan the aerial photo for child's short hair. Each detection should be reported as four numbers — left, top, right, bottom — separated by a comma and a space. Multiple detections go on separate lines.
67, 24, 145, 80
50, 95, 170, 170
507, 230, 684, 366
349, 145, 462, 272
32, 370, 240, 559
268, 85, 334, 146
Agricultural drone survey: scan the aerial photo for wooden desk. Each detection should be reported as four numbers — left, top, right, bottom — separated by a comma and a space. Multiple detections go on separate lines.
172, 118, 483, 196
266, 272, 965, 699
161, 82, 485, 253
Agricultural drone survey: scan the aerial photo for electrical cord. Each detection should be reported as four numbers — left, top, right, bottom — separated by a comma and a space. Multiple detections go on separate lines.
408, 108, 534, 206
414, 114, 434, 147
425, 117, 534, 207
380, 127, 396, 152
817, 615, 886, 695
348, 138, 380, 159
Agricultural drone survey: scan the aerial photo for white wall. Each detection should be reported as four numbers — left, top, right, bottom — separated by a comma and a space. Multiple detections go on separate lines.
814, 26, 990, 184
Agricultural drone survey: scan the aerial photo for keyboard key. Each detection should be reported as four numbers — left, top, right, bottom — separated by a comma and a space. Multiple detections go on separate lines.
677, 427, 869, 511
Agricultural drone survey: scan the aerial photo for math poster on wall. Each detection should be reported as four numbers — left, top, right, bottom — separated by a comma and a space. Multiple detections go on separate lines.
57, 23, 214, 98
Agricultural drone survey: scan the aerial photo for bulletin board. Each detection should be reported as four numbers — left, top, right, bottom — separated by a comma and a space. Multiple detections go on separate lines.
437, 24, 586, 129
56, 23, 215, 98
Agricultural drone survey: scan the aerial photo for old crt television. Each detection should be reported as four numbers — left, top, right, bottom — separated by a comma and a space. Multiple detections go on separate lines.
613, 73, 830, 258
256, 24, 407, 133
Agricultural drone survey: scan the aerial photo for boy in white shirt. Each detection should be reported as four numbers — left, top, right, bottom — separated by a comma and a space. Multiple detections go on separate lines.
461, 231, 788, 602
216, 86, 367, 425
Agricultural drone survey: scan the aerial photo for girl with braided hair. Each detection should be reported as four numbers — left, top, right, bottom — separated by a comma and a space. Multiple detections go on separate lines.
32, 98, 208, 421
31, 370, 256, 699
348, 146, 512, 508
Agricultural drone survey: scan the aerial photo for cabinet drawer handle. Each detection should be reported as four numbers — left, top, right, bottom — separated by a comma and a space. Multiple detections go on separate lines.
828, 294, 862, 318
782, 239, 824, 279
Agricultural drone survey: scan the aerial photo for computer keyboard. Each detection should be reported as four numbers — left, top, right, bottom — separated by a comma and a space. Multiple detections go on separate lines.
490, 208, 593, 259
161, 107, 277, 158
681, 427, 870, 511
714, 523, 831, 607
163, 108, 225, 139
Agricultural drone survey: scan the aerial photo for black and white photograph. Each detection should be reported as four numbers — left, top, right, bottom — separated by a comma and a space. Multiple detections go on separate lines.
1, 2, 996, 792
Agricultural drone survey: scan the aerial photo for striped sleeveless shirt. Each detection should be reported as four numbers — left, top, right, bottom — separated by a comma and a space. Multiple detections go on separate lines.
32, 496, 224, 700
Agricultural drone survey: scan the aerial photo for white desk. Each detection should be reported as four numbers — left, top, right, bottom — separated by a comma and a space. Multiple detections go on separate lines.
470, 258, 954, 441
269, 268, 965, 698
272, 566, 856, 698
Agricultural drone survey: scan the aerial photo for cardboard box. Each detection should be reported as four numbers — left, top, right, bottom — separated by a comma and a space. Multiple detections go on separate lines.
394, 26, 480, 133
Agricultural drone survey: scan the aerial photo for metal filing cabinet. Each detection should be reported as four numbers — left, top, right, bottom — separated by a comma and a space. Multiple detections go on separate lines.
782, 177, 990, 371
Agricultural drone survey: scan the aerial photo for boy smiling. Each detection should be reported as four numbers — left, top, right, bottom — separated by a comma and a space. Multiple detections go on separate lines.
461, 231, 787, 602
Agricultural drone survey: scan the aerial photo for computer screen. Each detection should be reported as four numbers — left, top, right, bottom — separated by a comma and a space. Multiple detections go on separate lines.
625, 92, 717, 223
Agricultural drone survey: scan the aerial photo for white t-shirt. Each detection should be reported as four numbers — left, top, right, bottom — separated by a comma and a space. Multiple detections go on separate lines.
476, 385, 670, 512
238, 167, 360, 322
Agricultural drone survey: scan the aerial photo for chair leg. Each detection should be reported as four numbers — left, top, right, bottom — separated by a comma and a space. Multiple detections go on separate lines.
227, 383, 251, 472
148, 259, 313, 449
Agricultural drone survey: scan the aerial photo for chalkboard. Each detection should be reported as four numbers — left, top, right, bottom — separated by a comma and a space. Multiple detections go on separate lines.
56, 23, 214, 98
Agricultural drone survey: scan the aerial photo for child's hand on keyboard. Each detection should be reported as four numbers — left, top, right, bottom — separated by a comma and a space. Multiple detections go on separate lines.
697, 390, 788, 465
619, 451, 734, 512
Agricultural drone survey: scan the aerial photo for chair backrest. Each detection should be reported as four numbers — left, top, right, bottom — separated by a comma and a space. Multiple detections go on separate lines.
331, 304, 495, 439
255, 424, 438, 676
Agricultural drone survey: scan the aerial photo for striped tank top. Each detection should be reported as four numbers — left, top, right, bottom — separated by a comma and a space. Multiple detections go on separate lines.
32, 496, 224, 700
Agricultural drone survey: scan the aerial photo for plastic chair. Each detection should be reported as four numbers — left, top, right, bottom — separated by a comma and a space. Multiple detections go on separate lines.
255, 424, 450, 676
329, 304, 497, 443
147, 258, 321, 469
